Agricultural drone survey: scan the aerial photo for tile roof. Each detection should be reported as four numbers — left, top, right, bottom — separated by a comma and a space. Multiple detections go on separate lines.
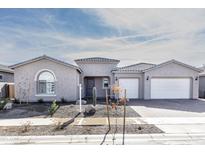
0, 64, 14, 73
75, 57, 120, 63
113, 63, 155, 73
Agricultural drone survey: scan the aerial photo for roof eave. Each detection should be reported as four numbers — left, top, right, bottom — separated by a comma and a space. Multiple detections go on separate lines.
0, 69, 14, 73
10, 55, 82, 72
143, 60, 202, 73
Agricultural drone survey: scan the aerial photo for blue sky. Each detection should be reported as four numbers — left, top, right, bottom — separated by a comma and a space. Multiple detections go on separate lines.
0, 9, 205, 67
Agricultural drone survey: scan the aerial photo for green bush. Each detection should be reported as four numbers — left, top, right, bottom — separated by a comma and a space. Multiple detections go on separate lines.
0, 99, 8, 110
48, 100, 59, 116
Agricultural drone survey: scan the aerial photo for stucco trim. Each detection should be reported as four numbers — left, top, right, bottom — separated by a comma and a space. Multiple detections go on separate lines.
143, 59, 203, 73
34, 69, 57, 81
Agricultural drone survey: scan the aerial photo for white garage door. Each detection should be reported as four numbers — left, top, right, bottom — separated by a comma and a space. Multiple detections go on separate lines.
151, 78, 191, 99
119, 78, 139, 99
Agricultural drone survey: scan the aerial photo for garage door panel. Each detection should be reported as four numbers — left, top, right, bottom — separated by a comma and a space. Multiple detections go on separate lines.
119, 78, 139, 99
151, 78, 191, 99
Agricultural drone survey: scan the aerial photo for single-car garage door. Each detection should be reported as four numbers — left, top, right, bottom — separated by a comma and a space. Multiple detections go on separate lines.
151, 78, 191, 99
119, 78, 139, 99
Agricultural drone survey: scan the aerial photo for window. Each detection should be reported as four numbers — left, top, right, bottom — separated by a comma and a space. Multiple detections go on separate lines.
37, 71, 55, 95
0, 74, 3, 81
103, 78, 109, 88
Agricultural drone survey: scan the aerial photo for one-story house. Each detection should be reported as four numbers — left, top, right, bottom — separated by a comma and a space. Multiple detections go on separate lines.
0, 64, 14, 98
10, 55, 202, 102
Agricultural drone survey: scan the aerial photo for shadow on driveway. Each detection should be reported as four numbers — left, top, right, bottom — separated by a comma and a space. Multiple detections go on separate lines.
128, 99, 205, 113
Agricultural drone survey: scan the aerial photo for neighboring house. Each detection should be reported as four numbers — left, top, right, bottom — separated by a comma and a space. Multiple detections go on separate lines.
10, 55, 202, 102
199, 65, 205, 98
0, 64, 14, 98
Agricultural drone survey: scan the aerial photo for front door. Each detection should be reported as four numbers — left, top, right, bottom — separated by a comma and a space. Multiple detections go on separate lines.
86, 78, 95, 97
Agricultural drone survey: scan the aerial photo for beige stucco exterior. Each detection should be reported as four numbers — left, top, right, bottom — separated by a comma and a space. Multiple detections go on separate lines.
75, 61, 118, 98
13, 59, 80, 102
143, 62, 199, 99
11, 56, 201, 102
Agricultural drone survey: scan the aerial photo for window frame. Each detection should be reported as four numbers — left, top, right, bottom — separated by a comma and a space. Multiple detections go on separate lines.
102, 77, 109, 89
35, 70, 56, 96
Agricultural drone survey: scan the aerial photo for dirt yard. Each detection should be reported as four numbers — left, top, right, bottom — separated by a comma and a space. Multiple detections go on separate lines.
0, 124, 163, 136
0, 102, 140, 119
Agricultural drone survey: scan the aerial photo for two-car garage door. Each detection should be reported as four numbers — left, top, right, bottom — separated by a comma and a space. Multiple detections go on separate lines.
119, 78, 191, 99
151, 78, 191, 99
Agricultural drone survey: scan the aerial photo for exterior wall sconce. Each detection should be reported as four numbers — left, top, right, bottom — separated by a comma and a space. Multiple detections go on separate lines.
195, 77, 198, 81
146, 76, 149, 81
115, 77, 118, 81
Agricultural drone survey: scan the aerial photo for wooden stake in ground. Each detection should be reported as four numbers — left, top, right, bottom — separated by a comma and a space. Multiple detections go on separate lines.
122, 89, 127, 145
105, 89, 111, 130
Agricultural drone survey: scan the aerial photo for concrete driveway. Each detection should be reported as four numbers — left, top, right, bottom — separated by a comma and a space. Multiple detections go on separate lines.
130, 99, 205, 135
129, 99, 205, 117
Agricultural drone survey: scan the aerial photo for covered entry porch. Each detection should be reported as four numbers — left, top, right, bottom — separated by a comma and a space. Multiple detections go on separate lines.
84, 76, 110, 98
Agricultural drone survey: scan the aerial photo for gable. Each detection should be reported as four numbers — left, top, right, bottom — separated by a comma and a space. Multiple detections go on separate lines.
144, 60, 201, 73
145, 62, 200, 77
10, 55, 81, 72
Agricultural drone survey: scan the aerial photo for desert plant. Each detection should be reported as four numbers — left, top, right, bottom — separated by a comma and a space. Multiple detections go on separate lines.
21, 121, 31, 133
53, 121, 62, 131
92, 87, 97, 106
0, 99, 8, 110
48, 100, 59, 116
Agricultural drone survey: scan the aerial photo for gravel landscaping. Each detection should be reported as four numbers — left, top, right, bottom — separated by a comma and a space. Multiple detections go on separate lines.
0, 103, 50, 119
53, 104, 140, 118
0, 124, 163, 136
0, 102, 140, 119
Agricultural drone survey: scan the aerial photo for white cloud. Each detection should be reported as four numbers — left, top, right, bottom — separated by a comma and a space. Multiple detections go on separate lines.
1, 9, 205, 67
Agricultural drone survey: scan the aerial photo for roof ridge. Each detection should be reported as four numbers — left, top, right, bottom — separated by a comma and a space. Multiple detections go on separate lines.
75, 57, 120, 62
117, 62, 155, 69
143, 59, 203, 72
10, 55, 81, 72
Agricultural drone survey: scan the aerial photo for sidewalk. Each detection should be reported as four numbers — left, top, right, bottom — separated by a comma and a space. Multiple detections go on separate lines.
1, 117, 205, 126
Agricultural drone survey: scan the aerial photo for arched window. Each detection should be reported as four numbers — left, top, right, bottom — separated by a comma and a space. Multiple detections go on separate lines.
37, 71, 55, 95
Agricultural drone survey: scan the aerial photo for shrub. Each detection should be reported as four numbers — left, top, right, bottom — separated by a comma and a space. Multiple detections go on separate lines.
0, 99, 8, 110
48, 100, 59, 116
37, 99, 44, 103
20, 121, 31, 133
